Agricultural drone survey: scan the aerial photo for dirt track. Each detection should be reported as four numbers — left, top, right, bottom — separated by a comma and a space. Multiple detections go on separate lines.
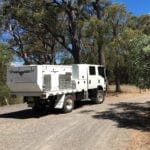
0, 93, 150, 150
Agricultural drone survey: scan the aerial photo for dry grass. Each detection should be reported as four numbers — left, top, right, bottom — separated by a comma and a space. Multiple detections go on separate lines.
107, 84, 150, 93
128, 131, 150, 150
106, 85, 150, 100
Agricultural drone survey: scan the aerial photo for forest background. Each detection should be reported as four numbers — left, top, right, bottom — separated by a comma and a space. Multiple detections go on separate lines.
0, 0, 149, 105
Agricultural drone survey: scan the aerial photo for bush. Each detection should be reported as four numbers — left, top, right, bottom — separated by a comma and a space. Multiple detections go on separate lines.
0, 84, 23, 106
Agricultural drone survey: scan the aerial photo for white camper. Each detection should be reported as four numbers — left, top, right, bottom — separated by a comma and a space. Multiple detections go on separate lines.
7, 64, 106, 113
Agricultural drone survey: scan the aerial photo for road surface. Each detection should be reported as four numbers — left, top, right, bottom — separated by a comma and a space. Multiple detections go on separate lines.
0, 93, 149, 150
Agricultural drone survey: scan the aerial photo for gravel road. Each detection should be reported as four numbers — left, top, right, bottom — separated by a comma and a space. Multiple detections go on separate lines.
0, 93, 149, 150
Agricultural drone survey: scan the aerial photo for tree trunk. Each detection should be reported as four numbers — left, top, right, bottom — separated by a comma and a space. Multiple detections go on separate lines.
98, 44, 105, 66
72, 48, 81, 64
95, 0, 106, 66
4, 96, 9, 105
95, 0, 101, 19
51, 53, 55, 64
50, 46, 56, 64
23, 58, 30, 65
114, 61, 121, 93
115, 74, 121, 93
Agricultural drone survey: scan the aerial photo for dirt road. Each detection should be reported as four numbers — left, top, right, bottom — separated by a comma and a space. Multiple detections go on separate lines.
0, 93, 149, 150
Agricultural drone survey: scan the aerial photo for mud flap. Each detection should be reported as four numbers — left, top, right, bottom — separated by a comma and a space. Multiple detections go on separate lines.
54, 94, 65, 109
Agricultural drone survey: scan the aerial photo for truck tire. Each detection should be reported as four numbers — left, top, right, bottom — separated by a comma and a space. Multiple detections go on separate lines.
63, 95, 74, 113
94, 90, 105, 104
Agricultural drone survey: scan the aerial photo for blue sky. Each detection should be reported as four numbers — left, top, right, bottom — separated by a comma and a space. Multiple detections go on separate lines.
112, 0, 150, 16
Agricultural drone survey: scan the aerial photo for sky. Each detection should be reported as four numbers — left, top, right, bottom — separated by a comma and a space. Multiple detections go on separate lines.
112, 0, 150, 16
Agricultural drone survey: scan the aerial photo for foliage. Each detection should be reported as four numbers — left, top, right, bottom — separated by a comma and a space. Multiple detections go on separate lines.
137, 15, 150, 35
105, 4, 129, 92
128, 35, 150, 89
2, 0, 91, 64
2, 0, 60, 64
0, 43, 12, 84
128, 15, 150, 35
0, 43, 12, 64
0, 43, 13, 104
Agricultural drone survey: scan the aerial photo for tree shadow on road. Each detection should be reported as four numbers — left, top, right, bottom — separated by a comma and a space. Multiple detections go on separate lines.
92, 101, 150, 132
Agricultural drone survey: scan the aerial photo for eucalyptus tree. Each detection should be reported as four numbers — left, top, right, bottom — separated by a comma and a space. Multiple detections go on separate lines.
83, 0, 111, 66
137, 15, 150, 35
84, 16, 108, 65
105, 3, 130, 92
91, 0, 111, 66
128, 14, 150, 35
2, 0, 91, 64
49, 0, 90, 64
2, 0, 60, 64
128, 35, 150, 89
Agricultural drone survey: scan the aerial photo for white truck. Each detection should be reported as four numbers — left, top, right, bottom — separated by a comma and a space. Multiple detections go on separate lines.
7, 64, 107, 113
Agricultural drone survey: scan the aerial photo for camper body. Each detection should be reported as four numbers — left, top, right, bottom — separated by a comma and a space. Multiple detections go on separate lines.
7, 64, 106, 113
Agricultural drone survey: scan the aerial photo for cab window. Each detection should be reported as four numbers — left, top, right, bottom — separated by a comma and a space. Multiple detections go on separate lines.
89, 66, 96, 75
98, 66, 105, 78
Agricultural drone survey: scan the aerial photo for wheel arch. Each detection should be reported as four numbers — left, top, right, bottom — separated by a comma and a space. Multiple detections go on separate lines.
97, 86, 103, 91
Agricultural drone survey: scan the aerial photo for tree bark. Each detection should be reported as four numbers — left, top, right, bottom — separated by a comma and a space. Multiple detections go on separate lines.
95, 0, 106, 66
71, 40, 81, 64
73, 53, 80, 64
4, 96, 9, 105
114, 61, 121, 93
98, 43, 105, 66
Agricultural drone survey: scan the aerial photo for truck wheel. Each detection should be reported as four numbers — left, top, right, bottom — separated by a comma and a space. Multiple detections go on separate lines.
63, 95, 74, 113
94, 90, 105, 104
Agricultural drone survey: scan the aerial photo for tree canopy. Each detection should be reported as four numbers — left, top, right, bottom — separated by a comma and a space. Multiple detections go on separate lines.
128, 35, 150, 89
